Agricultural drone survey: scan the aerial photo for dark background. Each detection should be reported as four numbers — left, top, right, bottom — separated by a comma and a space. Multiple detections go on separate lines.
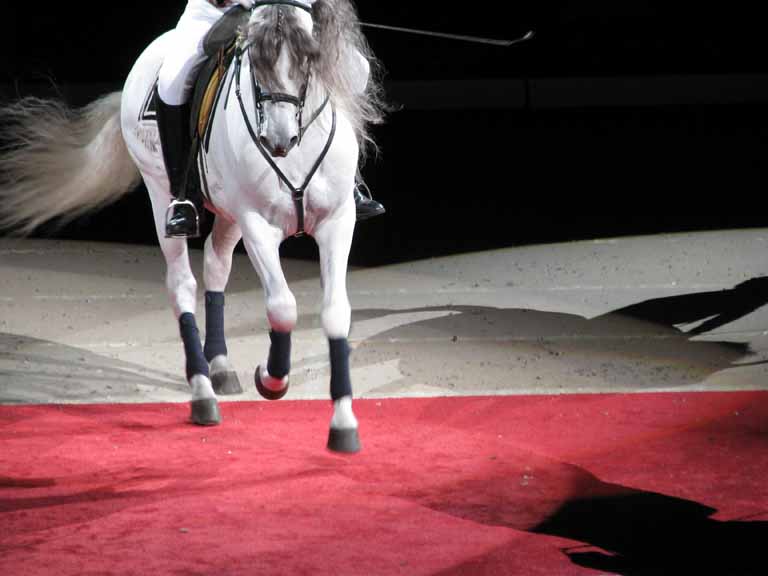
2, 2, 767, 265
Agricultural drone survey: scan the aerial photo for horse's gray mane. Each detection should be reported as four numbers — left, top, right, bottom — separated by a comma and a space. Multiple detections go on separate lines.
244, 0, 387, 159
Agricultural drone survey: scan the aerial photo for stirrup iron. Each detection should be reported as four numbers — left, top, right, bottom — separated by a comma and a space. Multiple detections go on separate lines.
165, 199, 200, 238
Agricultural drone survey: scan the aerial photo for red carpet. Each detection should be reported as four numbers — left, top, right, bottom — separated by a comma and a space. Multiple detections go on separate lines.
2, 392, 767, 575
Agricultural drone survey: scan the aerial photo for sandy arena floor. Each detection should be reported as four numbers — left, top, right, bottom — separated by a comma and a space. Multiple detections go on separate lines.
2, 229, 767, 406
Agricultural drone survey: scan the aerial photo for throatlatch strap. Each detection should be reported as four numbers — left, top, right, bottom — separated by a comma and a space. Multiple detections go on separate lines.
203, 291, 227, 362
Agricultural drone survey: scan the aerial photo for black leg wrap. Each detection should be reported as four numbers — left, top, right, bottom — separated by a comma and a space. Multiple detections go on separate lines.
179, 313, 209, 380
329, 338, 352, 401
203, 291, 227, 362
267, 331, 291, 379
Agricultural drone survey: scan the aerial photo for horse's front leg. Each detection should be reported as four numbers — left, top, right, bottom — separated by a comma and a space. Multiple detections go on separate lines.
203, 215, 244, 395
239, 213, 296, 400
315, 213, 359, 453
147, 176, 220, 425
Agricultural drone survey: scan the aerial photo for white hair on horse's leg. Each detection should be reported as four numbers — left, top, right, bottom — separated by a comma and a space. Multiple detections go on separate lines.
189, 374, 216, 401
165, 250, 199, 317
330, 396, 358, 430
265, 291, 298, 333
209, 355, 232, 375
315, 209, 354, 339
203, 217, 242, 293
321, 300, 352, 340
0, 92, 141, 235
142, 175, 199, 318
189, 373, 221, 425
237, 213, 298, 332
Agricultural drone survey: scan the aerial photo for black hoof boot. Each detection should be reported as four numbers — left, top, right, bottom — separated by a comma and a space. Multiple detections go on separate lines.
165, 199, 200, 238
254, 365, 289, 400
190, 398, 221, 426
354, 181, 385, 222
211, 370, 243, 395
327, 427, 361, 453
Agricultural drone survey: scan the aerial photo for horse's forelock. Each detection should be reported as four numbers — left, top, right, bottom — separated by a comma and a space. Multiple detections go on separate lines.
247, 7, 317, 91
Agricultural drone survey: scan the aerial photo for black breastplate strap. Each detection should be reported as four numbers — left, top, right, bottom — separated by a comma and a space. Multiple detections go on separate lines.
234, 52, 336, 237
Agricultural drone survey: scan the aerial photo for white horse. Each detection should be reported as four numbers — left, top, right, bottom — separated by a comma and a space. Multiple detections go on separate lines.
0, 0, 385, 453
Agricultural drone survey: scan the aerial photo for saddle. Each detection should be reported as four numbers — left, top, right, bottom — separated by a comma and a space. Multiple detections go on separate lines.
140, 6, 250, 203
195, 6, 250, 141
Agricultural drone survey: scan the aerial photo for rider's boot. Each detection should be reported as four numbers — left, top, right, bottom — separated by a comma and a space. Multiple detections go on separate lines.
353, 176, 385, 222
155, 89, 199, 238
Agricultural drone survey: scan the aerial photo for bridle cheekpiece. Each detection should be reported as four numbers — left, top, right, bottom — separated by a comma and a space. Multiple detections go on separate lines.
237, 0, 314, 141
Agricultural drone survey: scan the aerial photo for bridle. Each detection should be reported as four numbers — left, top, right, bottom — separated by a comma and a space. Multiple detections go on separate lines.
233, 0, 335, 236
251, 71, 309, 142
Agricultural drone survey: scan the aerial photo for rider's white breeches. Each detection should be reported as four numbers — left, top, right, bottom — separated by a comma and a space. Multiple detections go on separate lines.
157, 0, 226, 105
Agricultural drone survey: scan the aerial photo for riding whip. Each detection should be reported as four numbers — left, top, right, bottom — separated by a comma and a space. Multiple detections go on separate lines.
360, 23, 535, 47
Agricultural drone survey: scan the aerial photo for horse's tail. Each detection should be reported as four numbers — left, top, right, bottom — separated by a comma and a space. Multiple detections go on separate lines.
0, 91, 141, 235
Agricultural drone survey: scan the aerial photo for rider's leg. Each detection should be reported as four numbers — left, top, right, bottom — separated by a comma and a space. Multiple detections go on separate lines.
156, 12, 214, 238
347, 50, 386, 222
353, 172, 385, 222
155, 91, 197, 237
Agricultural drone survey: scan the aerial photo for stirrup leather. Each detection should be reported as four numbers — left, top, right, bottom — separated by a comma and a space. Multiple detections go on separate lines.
165, 199, 200, 238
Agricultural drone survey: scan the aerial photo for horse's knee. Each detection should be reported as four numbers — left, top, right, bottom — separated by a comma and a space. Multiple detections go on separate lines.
266, 292, 297, 333
322, 299, 351, 340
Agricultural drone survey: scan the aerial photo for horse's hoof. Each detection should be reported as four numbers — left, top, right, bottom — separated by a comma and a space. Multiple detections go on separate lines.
254, 365, 289, 400
191, 398, 221, 426
212, 370, 243, 395
327, 427, 361, 454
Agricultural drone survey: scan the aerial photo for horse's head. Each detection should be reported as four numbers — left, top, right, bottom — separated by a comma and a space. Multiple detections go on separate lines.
242, 0, 319, 158
238, 0, 386, 162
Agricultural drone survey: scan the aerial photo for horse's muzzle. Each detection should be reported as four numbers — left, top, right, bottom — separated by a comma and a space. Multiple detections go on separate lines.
259, 135, 299, 158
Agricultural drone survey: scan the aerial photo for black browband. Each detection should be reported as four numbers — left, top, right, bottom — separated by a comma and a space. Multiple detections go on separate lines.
249, 0, 312, 13
214, 0, 311, 13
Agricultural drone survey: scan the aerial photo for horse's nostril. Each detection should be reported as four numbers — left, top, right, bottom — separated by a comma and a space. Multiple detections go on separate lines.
290, 136, 299, 147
